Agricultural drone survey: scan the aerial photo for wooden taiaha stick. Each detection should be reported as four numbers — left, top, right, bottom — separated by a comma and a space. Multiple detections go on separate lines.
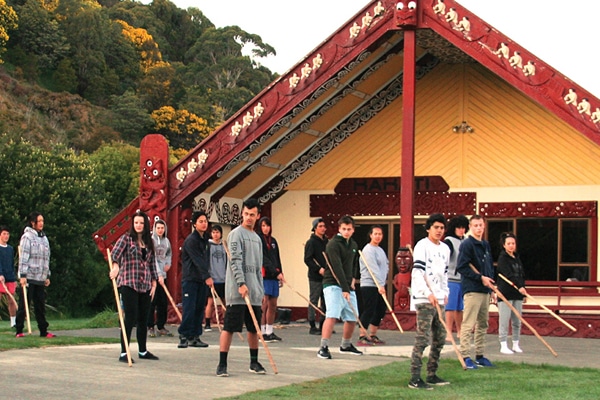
498, 273, 577, 332
282, 280, 325, 317
470, 264, 558, 357
358, 250, 404, 333
406, 244, 466, 369
107, 249, 133, 367
321, 252, 367, 333
18, 246, 32, 335
244, 295, 278, 374
1, 280, 19, 309
160, 280, 182, 322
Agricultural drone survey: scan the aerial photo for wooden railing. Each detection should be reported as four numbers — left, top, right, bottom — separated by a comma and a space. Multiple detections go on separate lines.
523, 280, 600, 313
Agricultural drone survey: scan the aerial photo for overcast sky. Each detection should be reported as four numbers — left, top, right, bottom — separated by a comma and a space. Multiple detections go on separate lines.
168, 0, 600, 98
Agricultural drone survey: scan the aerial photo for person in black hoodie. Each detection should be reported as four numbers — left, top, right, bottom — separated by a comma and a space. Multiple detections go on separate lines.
178, 211, 212, 349
303, 218, 328, 334
496, 232, 528, 355
258, 217, 284, 342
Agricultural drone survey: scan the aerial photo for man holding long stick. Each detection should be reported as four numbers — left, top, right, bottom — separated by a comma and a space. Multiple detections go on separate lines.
216, 198, 267, 377
456, 215, 496, 369
408, 214, 451, 390
317, 215, 363, 359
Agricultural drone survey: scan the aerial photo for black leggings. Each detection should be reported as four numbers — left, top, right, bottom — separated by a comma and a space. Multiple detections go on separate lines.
119, 285, 151, 354
359, 286, 387, 330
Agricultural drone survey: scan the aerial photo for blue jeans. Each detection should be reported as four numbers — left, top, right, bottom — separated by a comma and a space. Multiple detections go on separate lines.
178, 280, 208, 338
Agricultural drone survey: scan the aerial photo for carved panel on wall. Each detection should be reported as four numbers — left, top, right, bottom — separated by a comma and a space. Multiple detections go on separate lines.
480, 201, 597, 218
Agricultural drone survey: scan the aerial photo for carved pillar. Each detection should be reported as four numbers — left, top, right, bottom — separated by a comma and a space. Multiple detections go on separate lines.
139, 134, 169, 224
393, 247, 412, 310
165, 203, 192, 323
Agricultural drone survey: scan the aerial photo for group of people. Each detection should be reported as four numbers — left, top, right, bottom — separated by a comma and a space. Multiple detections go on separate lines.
408, 213, 528, 390
108, 199, 285, 375
0, 212, 55, 339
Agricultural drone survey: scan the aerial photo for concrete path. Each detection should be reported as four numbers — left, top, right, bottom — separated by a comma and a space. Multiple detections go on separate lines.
1, 323, 598, 399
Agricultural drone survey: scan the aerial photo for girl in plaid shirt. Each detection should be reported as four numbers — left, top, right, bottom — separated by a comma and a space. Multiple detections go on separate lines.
110, 211, 163, 363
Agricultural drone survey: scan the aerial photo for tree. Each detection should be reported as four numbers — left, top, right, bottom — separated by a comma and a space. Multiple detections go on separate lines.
109, 89, 154, 143
0, 0, 17, 63
151, 105, 211, 150
0, 134, 111, 315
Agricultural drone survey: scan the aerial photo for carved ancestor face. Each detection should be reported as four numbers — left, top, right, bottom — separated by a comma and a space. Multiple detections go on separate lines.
395, 1, 418, 28
395, 248, 413, 273
142, 157, 164, 188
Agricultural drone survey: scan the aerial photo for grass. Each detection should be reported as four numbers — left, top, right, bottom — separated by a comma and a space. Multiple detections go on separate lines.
222, 359, 600, 400
0, 309, 120, 351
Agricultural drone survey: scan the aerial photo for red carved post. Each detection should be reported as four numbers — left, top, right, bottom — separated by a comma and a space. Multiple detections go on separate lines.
139, 134, 169, 225
393, 247, 412, 310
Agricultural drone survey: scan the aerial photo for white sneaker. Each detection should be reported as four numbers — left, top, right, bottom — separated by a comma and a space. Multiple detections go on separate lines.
500, 342, 513, 354
512, 344, 523, 353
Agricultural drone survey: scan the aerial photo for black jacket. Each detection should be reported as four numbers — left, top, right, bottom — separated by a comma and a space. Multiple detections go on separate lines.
260, 233, 283, 280
304, 233, 328, 281
456, 236, 494, 295
181, 229, 211, 283
496, 250, 526, 301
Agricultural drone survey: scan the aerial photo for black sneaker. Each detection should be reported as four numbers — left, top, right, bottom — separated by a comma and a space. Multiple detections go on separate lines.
426, 375, 450, 386
263, 333, 282, 342
249, 361, 266, 374
216, 364, 229, 377
204, 324, 212, 332
189, 337, 209, 348
178, 335, 188, 348
309, 326, 320, 335
138, 351, 159, 360
118, 354, 135, 363
408, 378, 433, 390
339, 343, 363, 355
317, 346, 332, 359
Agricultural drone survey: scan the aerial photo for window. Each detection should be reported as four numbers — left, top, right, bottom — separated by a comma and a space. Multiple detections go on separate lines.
487, 218, 591, 281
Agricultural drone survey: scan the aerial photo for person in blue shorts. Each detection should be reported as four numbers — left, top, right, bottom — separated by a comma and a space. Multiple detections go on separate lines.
258, 217, 284, 342
443, 215, 469, 342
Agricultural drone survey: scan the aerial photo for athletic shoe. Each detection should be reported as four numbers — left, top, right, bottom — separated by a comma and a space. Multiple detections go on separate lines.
216, 364, 229, 377
189, 337, 209, 348
426, 375, 450, 386
157, 328, 173, 337
148, 327, 156, 337
204, 324, 212, 332
309, 326, 320, 335
370, 335, 385, 345
475, 356, 495, 367
464, 357, 478, 369
408, 378, 433, 390
356, 336, 373, 346
339, 343, 363, 355
249, 361, 266, 374
263, 333, 282, 342
118, 355, 135, 363
42, 332, 56, 338
317, 346, 332, 359
15, 333, 25, 338
138, 351, 159, 360
178, 335, 188, 348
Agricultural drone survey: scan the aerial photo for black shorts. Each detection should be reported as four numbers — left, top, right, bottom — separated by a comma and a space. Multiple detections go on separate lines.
223, 304, 262, 333
207, 283, 225, 301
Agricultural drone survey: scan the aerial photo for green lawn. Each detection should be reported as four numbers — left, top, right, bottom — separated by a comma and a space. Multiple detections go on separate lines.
222, 359, 600, 400
0, 309, 120, 351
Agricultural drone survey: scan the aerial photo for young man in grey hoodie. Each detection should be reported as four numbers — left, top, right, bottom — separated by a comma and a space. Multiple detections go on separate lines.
148, 219, 173, 337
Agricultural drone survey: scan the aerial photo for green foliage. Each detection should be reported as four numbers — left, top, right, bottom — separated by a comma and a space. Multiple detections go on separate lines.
0, 135, 112, 316
0, 0, 17, 62
108, 89, 154, 142
151, 106, 212, 150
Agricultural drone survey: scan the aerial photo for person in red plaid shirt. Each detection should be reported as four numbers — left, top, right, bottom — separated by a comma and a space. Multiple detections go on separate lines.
110, 210, 163, 363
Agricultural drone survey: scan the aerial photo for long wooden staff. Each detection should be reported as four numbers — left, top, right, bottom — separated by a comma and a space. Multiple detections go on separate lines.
160, 281, 182, 322
107, 249, 132, 367
1, 281, 19, 309
282, 280, 325, 317
18, 246, 31, 335
358, 250, 403, 333
406, 244, 466, 369
244, 295, 278, 374
321, 252, 367, 334
498, 273, 577, 332
470, 264, 557, 357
